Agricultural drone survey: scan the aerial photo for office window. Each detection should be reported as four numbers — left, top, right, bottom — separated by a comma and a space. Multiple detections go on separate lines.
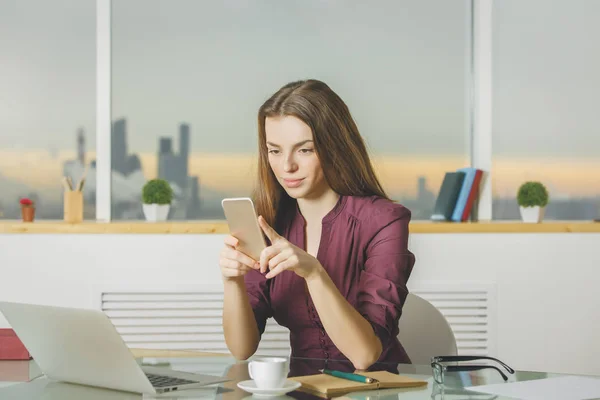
0, 0, 96, 220
492, 0, 600, 220
111, 1, 471, 220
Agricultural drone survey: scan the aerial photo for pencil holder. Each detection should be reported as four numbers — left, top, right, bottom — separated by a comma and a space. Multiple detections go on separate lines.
64, 191, 83, 223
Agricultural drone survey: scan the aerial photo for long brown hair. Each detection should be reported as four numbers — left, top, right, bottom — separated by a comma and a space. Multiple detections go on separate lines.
252, 79, 390, 231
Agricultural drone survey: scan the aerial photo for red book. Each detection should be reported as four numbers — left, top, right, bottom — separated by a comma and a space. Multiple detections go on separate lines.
0, 329, 30, 360
461, 169, 483, 221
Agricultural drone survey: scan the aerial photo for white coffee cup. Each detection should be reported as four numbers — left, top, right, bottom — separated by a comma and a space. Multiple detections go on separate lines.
248, 357, 289, 389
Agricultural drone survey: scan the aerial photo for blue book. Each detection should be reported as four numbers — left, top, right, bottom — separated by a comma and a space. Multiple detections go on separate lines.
451, 167, 478, 222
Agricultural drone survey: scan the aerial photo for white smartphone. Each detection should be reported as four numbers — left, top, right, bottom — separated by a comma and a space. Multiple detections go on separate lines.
221, 197, 267, 261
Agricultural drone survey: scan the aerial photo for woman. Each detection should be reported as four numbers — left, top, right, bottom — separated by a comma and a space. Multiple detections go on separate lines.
219, 79, 415, 370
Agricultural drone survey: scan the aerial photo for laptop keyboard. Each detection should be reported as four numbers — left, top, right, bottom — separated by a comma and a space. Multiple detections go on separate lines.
145, 372, 198, 388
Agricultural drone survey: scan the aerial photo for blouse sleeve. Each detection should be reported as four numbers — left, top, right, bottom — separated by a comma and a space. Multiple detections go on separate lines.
357, 205, 416, 350
243, 269, 273, 336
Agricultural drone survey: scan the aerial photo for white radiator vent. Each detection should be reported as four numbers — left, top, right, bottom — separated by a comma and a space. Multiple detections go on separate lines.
98, 287, 290, 357
410, 283, 496, 356
97, 283, 495, 358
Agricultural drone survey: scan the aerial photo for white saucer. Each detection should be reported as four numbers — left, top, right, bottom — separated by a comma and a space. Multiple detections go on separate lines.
237, 379, 301, 397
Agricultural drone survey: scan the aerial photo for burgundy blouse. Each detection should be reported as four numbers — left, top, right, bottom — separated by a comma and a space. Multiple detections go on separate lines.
244, 195, 416, 364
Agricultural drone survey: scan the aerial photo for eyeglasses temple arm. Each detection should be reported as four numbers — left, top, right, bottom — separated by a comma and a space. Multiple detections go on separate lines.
433, 356, 515, 374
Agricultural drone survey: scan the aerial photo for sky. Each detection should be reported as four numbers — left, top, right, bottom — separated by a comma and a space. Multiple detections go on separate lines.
1, 149, 598, 203
0, 0, 599, 201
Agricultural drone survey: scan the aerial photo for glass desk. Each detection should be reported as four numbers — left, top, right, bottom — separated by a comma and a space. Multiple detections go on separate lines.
0, 351, 586, 400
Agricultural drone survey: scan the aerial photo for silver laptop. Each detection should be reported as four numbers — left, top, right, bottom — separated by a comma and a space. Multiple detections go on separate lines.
0, 301, 230, 394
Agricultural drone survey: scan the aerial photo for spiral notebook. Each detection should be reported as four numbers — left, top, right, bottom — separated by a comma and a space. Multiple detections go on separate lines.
289, 371, 427, 397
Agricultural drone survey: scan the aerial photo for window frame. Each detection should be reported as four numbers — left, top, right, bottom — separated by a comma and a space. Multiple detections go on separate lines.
95, 0, 492, 222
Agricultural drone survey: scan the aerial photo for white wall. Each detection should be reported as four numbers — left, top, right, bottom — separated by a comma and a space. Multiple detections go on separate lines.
1, 233, 598, 376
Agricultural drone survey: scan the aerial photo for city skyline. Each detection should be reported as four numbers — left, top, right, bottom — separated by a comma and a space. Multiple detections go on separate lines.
1, 139, 598, 221
107, 118, 202, 219
2, 146, 600, 198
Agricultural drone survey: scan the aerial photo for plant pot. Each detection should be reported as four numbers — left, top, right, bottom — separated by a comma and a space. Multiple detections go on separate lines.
21, 206, 35, 222
519, 206, 545, 223
142, 203, 170, 222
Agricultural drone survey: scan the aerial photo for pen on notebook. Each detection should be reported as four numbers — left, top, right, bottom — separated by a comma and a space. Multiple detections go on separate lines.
319, 369, 377, 384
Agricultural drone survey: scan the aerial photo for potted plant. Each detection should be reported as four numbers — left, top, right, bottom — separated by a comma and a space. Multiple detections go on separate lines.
19, 198, 35, 222
142, 179, 173, 222
517, 181, 549, 223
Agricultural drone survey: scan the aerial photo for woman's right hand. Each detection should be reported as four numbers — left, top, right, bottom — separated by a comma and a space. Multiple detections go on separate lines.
219, 235, 259, 281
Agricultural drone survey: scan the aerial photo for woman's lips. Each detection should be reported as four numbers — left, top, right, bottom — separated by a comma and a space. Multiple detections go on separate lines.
283, 178, 304, 188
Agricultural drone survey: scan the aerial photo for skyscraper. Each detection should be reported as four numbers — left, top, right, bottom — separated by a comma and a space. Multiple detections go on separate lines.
179, 123, 190, 179
415, 176, 435, 218
77, 127, 85, 164
156, 123, 201, 219
418, 177, 427, 200
186, 176, 201, 218
112, 119, 128, 175
158, 137, 178, 184
159, 137, 173, 155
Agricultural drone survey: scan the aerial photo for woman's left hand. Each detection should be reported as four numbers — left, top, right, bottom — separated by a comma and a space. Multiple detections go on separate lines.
257, 215, 323, 280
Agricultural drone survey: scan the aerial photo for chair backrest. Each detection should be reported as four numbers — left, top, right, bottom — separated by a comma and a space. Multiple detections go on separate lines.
397, 293, 457, 364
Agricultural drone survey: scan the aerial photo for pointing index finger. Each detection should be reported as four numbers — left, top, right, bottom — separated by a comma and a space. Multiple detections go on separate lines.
258, 215, 280, 243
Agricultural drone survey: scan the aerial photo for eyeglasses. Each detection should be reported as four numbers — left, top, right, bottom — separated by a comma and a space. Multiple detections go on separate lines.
431, 355, 515, 385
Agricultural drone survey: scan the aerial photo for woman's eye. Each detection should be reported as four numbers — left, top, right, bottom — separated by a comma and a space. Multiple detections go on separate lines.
299, 148, 314, 154
268, 149, 280, 155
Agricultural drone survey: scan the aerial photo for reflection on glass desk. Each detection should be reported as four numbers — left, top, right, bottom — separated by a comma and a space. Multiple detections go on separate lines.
0, 353, 580, 400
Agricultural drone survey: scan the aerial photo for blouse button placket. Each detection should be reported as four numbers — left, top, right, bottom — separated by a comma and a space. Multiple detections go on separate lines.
307, 301, 329, 359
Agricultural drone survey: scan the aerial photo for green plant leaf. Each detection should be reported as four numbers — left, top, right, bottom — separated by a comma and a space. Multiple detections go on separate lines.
142, 179, 173, 205
517, 181, 549, 207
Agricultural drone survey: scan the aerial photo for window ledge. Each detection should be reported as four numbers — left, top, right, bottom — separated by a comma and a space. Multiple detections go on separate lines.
1, 220, 599, 234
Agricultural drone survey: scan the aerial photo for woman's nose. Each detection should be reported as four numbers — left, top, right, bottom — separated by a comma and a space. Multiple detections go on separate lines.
283, 155, 298, 172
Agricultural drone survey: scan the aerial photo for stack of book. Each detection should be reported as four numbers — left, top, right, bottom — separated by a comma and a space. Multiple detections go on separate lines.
431, 167, 484, 222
